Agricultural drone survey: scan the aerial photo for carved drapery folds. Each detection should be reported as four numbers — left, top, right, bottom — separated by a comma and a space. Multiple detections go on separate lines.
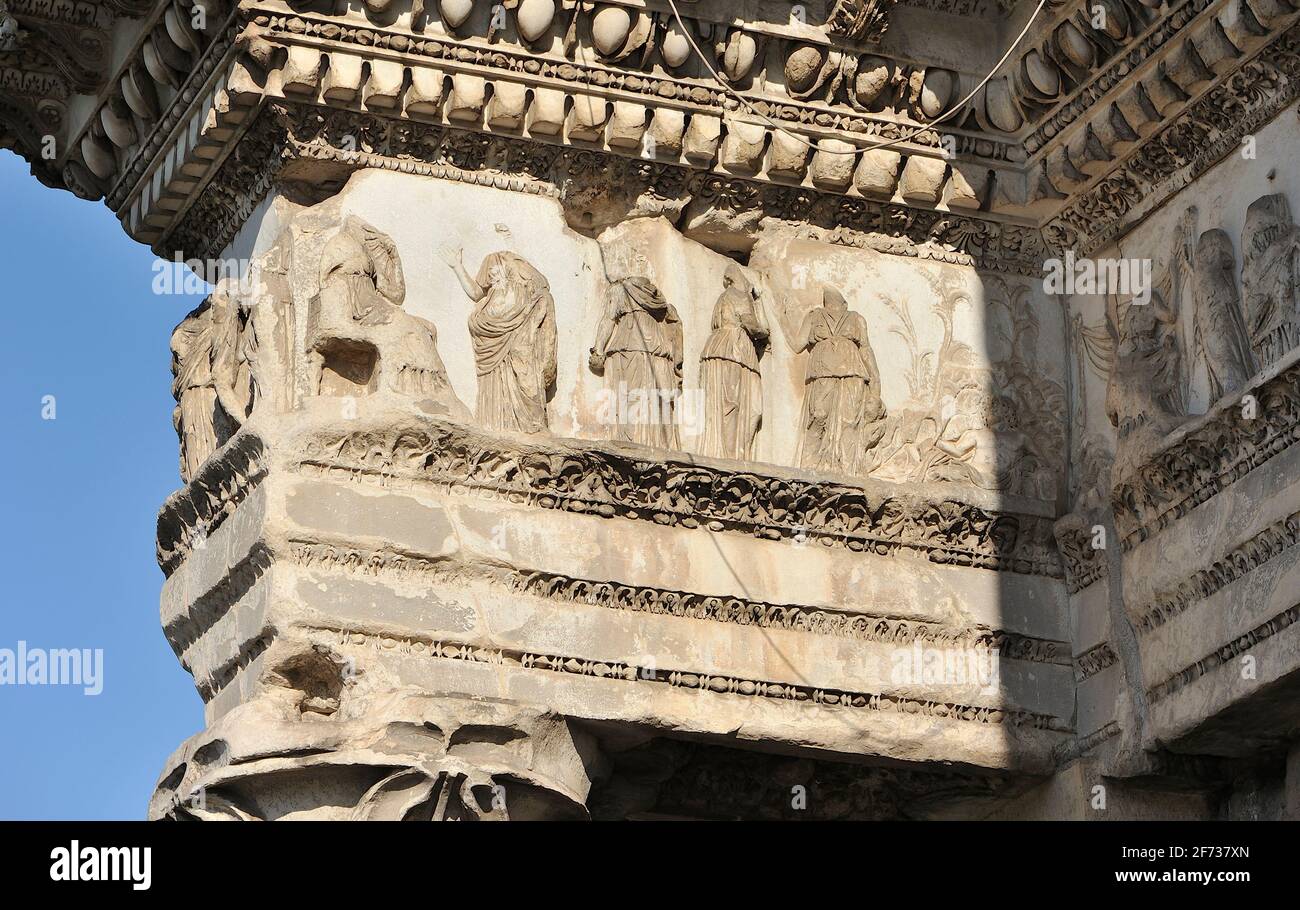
1105, 284, 1185, 482
699, 264, 769, 461
445, 248, 558, 435
1193, 228, 1256, 400
1241, 193, 1300, 368
1100, 193, 1300, 496
794, 288, 886, 475
6, 0, 1296, 823
170, 281, 258, 483
589, 276, 685, 450
307, 216, 470, 418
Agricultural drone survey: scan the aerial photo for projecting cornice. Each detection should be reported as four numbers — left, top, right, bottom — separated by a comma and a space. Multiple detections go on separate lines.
1, 0, 1297, 263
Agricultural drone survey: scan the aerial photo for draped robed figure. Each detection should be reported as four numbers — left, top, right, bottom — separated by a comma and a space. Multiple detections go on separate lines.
310, 217, 468, 419
588, 276, 684, 449
444, 248, 558, 434
1241, 194, 1300, 367
170, 280, 255, 482
793, 288, 885, 475
700, 264, 768, 461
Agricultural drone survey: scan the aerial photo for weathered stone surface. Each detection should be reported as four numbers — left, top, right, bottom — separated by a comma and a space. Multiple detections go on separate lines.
7, 0, 1300, 819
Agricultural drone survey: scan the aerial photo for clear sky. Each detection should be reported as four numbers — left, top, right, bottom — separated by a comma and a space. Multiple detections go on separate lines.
0, 151, 206, 819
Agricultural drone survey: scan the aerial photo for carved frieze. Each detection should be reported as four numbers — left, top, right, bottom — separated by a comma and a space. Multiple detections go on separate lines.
1074, 641, 1118, 681
283, 539, 1067, 661
1146, 598, 1300, 704
699, 264, 769, 461
1111, 354, 1300, 548
295, 418, 1063, 576
1131, 505, 1300, 634
316, 625, 1069, 730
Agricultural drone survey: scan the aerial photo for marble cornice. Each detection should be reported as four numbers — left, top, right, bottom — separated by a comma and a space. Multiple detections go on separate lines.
155, 414, 1064, 579
161, 98, 1050, 274
1046, 19, 1300, 254
5, 0, 1300, 264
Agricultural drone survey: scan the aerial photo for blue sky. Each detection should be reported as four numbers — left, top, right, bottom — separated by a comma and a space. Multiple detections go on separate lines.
0, 151, 206, 819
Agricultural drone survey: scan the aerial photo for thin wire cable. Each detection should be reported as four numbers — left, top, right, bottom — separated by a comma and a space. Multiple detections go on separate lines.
662, 0, 1048, 156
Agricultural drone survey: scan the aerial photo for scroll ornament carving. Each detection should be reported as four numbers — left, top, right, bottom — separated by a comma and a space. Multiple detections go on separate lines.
589, 276, 684, 449
1112, 357, 1300, 547
794, 288, 887, 475
501, 567, 1065, 662
1133, 505, 1300, 634
1053, 516, 1105, 594
1074, 643, 1119, 682
444, 248, 558, 434
700, 264, 769, 461
284, 539, 1067, 658
351, 764, 512, 821
298, 420, 1062, 576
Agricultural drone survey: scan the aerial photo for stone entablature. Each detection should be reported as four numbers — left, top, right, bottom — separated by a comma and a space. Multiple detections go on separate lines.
151, 406, 1074, 787
161, 99, 1048, 274
156, 415, 1063, 579
1045, 13, 1300, 253
9, 0, 1300, 263
9, 0, 1300, 820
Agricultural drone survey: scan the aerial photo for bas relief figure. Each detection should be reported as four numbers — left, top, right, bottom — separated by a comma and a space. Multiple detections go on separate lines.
1193, 228, 1256, 400
1106, 289, 1185, 480
699, 264, 769, 461
589, 276, 684, 450
928, 389, 1056, 500
171, 299, 224, 483
1240, 193, 1300, 368
793, 287, 885, 475
306, 216, 468, 420
442, 248, 558, 435
170, 281, 256, 482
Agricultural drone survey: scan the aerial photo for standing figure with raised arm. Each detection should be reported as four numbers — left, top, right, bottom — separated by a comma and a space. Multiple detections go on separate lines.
442, 247, 557, 434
